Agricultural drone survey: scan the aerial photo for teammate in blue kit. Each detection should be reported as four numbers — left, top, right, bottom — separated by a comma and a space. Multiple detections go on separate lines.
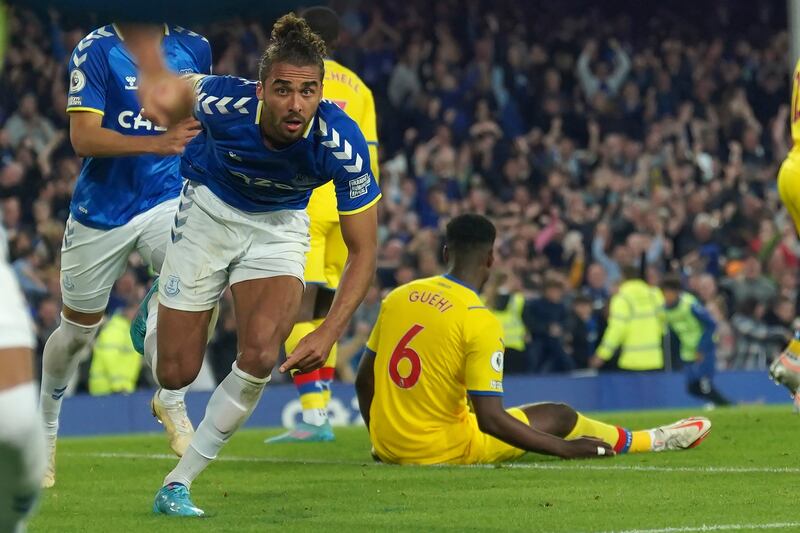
141, 14, 379, 516
39, 23, 211, 488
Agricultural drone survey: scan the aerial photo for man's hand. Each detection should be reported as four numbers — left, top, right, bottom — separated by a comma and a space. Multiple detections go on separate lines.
280, 326, 338, 374
558, 437, 615, 459
151, 118, 201, 156
589, 355, 605, 369
140, 71, 196, 128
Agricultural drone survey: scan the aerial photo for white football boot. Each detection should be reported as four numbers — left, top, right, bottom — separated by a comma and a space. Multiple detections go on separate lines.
651, 417, 712, 451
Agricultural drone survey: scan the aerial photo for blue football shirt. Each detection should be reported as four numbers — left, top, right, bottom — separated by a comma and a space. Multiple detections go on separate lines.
181, 75, 381, 215
66, 24, 212, 229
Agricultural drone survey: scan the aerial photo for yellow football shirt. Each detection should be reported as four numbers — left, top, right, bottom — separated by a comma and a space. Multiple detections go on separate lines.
791, 57, 800, 160
309, 58, 379, 222
366, 275, 506, 465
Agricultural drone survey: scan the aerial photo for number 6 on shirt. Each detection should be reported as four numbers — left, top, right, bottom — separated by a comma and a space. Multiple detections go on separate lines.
389, 324, 424, 388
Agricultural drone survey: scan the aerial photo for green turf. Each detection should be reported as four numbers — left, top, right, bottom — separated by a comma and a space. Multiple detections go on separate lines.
29, 405, 799, 532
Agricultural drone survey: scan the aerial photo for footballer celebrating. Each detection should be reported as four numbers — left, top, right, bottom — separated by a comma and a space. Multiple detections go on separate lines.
356, 214, 710, 465
136, 14, 379, 516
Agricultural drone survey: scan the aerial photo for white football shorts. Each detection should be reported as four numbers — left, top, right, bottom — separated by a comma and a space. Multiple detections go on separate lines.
60, 197, 180, 313
158, 181, 310, 312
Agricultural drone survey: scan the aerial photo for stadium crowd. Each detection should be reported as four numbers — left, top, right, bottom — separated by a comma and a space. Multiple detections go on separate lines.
1, 1, 798, 391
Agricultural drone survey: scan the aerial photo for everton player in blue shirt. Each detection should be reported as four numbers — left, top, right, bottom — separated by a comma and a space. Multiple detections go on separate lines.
144, 14, 380, 516
39, 23, 211, 488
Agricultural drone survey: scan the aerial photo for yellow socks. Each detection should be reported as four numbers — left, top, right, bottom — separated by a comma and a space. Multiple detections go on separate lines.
566, 413, 653, 453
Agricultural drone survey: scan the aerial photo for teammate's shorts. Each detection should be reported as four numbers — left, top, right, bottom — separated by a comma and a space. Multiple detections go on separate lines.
373, 407, 529, 465
60, 197, 179, 313
305, 217, 346, 290
778, 155, 800, 233
159, 181, 310, 312
0, 261, 34, 349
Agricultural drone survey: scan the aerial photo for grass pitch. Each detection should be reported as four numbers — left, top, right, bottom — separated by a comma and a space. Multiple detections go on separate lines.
30, 405, 799, 532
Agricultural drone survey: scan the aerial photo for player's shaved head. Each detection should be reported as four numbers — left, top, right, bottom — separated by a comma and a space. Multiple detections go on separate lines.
443, 214, 496, 290
301, 6, 340, 48
259, 12, 326, 83
445, 214, 496, 255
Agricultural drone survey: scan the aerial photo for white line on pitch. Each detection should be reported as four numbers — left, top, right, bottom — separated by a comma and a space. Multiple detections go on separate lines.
64, 452, 800, 474
602, 522, 800, 533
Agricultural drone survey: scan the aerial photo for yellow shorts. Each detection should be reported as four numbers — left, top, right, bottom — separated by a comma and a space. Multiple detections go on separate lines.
304, 217, 347, 289
458, 407, 529, 464
778, 156, 800, 233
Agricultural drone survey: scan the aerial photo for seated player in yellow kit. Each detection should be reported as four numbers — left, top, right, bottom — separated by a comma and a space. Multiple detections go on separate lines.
267, 7, 380, 443
770, 57, 800, 406
356, 214, 711, 464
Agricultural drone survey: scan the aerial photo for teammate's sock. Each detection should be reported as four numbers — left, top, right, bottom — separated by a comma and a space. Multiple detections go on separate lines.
164, 362, 268, 488
566, 413, 654, 453
40, 315, 101, 438
0, 382, 45, 532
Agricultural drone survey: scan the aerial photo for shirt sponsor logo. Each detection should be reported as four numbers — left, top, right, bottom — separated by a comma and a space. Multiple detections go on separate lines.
68, 96, 82, 106
117, 111, 167, 132
348, 173, 370, 199
70, 69, 86, 94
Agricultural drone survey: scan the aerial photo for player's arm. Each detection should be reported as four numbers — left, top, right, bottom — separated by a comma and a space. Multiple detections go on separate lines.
470, 395, 612, 459
465, 315, 612, 459
354, 300, 383, 429
280, 204, 379, 374
355, 348, 376, 429
69, 112, 199, 157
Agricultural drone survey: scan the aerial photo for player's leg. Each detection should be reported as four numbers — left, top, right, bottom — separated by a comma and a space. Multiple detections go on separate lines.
157, 276, 302, 516
134, 195, 208, 456
685, 350, 730, 407
153, 188, 309, 516
267, 216, 335, 443
770, 158, 800, 404
519, 402, 711, 453
0, 264, 45, 532
40, 216, 136, 487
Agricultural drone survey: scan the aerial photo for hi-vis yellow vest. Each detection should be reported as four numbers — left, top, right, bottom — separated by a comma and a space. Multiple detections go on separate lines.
596, 280, 665, 370
491, 293, 526, 352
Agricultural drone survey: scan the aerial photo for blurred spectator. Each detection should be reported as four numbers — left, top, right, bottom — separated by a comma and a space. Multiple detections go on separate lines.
483, 270, 527, 374
564, 295, 599, 369
4, 93, 57, 155
523, 278, 572, 373
88, 304, 142, 395
591, 266, 665, 371
730, 298, 791, 370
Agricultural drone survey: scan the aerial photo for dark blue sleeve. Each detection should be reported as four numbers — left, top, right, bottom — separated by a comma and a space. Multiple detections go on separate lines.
691, 303, 716, 354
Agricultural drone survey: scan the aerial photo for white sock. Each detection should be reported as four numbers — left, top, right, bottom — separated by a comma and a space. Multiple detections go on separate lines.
163, 362, 268, 488
157, 387, 188, 407
0, 382, 45, 533
39, 315, 101, 439
302, 408, 328, 426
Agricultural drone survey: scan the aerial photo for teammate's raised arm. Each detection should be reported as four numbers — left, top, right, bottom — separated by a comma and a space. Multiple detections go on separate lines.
70, 113, 199, 157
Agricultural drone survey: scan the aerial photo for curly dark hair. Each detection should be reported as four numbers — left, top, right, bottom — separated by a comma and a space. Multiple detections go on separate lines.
258, 12, 327, 83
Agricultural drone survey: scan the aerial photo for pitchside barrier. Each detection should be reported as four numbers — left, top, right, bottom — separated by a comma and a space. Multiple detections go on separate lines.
58, 370, 792, 436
